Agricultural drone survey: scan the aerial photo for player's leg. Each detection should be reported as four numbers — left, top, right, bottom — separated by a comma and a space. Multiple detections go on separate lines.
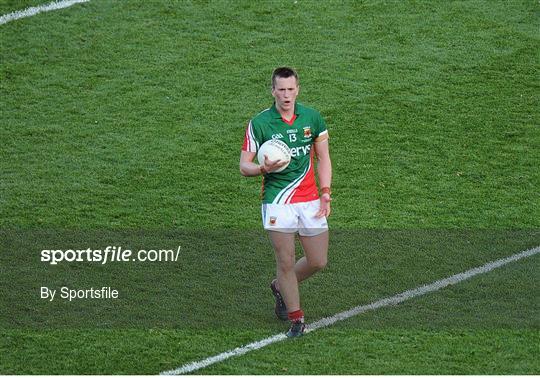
295, 199, 329, 282
296, 230, 329, 283
269, 231, 306, 337
269, 230, 306, 337
263, 203, 305, 335
267, 230, 301, 313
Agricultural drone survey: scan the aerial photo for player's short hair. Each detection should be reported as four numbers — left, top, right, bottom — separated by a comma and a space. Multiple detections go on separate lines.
271, 67, 299, 88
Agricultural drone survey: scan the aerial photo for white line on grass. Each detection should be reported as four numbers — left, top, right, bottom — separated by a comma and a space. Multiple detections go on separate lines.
0, 0, 90, 26
160, 245, 540, 375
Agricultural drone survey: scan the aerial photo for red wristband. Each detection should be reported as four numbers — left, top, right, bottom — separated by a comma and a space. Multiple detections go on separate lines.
260, 165, 267, 175
321, 187, 331, 196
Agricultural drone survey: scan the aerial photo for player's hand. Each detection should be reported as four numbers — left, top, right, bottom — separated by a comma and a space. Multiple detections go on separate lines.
263, 155, 287, 173
316, 193, 332, 218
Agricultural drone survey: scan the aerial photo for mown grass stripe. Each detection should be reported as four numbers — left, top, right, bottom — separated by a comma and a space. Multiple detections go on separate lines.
0, 0, 90, 25
160, 245, 540, 375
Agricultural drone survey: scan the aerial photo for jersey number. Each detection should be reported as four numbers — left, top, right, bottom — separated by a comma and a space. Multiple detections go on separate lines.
289, 133, 297, 143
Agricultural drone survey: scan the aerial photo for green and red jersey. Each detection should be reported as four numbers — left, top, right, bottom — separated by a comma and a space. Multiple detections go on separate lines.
242, 102, 329, 204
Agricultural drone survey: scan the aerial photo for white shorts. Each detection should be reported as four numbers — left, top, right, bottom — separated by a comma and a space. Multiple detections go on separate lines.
261, 199, 328, 236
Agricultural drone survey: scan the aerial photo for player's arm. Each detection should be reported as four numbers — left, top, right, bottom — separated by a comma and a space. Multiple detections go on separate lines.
315, 138, 332, 190
314, 136, 332, 217
240, 151, 286, 176
240, 119, 286, 176
240, 151, 263, 176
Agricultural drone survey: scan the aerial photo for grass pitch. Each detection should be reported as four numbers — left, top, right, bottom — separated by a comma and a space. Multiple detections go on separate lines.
1, 0, 539, 374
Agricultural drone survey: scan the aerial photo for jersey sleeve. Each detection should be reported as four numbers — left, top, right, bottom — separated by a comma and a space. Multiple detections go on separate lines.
314, 112, 329, 142
241, 120, 262, 153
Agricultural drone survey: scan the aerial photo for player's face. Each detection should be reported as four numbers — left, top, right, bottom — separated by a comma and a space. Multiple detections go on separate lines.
272, 76, 299, 115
